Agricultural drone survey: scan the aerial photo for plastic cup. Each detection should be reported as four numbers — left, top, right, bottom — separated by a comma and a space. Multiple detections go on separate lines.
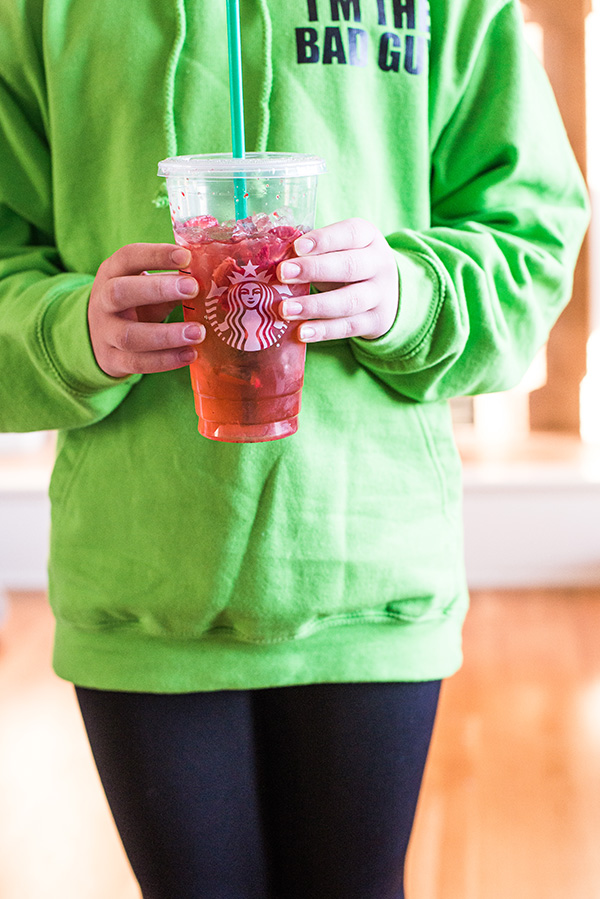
158, 153, 326, 443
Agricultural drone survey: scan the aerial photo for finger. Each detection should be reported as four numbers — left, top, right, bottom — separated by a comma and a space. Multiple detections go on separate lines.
99, 243, 192, 281
297, 311, 381, 344
279, 245, 378, 286
109, 320, 206, 355
292, 218, 376, 259
103, 272, 199, 313
280, 283, 376, 323
104, 345, 201, 378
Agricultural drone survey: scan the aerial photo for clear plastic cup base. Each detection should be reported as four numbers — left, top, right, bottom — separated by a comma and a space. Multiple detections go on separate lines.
199, 417, 299, 443
195, 390, 302, 443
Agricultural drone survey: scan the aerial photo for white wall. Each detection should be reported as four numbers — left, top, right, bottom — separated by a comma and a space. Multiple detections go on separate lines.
0, 464, 51, 591
463, 464, 600, 588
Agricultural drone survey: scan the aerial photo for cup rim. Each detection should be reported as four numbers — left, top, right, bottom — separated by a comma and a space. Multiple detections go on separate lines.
158, 152, 326, 179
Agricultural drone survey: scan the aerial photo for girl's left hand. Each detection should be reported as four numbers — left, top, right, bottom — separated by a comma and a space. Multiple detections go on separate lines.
277, 218, 399, 343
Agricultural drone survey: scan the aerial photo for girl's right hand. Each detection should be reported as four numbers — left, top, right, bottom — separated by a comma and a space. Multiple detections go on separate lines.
88, 243, 206, 378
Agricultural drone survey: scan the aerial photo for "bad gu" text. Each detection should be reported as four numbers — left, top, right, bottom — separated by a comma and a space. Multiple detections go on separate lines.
297, 0, 430, 75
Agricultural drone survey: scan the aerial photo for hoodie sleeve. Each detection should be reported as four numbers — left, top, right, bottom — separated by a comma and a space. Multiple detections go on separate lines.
0, 21, 138, 433
350, 0, 590, 402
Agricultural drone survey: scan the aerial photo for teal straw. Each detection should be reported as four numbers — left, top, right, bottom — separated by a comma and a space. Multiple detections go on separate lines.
226, 0, 248, 219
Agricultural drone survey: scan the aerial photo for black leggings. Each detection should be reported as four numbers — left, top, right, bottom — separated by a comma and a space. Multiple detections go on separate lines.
76, 680, 441, 899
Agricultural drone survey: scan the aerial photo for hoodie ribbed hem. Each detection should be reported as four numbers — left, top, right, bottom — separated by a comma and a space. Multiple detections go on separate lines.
53, 613, 465, 693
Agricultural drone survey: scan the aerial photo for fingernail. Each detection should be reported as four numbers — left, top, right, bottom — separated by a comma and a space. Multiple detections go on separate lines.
172, 248, 191, 267
282, 301, 303, 318
183, 324, 203, 342
180, 348, 198, 364
178, 277, 198, 296
280, 262, 301, 281
299, 325, 317, 341
294, 237, 315, 256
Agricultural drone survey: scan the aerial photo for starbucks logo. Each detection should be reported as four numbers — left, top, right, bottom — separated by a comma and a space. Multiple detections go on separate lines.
206, 261, 292, 352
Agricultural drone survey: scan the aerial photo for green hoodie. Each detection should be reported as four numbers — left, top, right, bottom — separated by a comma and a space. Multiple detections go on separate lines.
0, 0, 588, 691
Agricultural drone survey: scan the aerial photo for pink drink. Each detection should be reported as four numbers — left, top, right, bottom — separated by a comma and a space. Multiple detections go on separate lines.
175, 213, 308, 442
158, 152, 326, 440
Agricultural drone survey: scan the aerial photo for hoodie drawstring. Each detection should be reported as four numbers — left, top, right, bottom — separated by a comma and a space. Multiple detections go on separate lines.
154, 0, 186, 207
165, 0, 186, 157
256, 0, 273, 152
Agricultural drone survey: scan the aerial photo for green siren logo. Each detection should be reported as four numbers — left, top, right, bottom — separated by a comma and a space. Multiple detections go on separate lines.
205, 261, 292, 352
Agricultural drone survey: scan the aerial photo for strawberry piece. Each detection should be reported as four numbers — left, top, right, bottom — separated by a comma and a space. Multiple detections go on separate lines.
212, 256, 243, 288
254, 242, 273, 268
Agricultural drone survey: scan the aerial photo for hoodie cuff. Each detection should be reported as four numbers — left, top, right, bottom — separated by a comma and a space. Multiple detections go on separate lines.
351, 250, 443, 368
38, 277, 138, 395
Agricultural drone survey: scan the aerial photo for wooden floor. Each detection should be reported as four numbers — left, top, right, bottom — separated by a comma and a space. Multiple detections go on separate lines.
1, 588, 600, 899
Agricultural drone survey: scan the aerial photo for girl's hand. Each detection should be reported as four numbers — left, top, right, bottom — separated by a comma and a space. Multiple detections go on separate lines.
277, 218, 399, 343
88, 243, 206, 378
